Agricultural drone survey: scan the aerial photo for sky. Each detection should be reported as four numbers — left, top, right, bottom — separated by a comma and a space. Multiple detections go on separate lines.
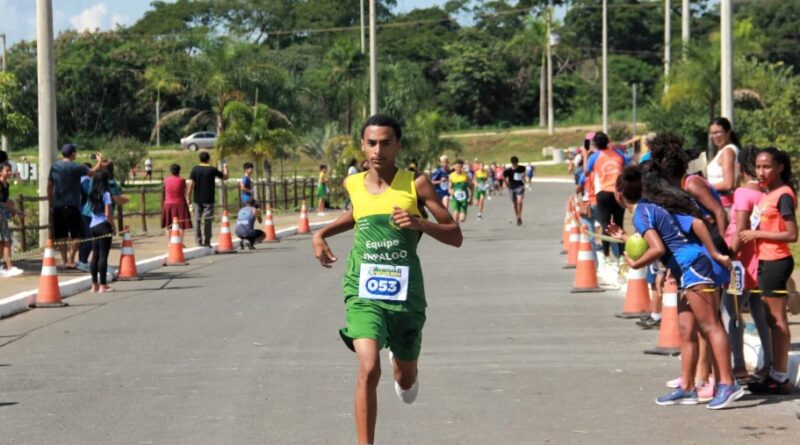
0, 0, 444, 46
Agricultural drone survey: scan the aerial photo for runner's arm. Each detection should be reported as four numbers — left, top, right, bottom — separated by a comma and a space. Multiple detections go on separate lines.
691, 218, 731, 268
392, 176, 462, 247
686, 177, 728, 235
312, 210, 355, 268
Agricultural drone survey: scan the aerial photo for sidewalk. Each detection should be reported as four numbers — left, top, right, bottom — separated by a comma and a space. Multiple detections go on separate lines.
0, 208, 341, 314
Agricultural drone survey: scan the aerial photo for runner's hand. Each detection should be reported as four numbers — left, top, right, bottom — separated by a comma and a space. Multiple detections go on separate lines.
312, 233, 337, 268
607, 221, 625, 240
714, 254, 733, 269
392, 206, 422, 231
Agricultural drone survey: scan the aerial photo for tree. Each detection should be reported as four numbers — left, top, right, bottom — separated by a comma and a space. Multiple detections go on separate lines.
402, 110, 462, 172
0, 72, 33, 146
144, 66, 183, 146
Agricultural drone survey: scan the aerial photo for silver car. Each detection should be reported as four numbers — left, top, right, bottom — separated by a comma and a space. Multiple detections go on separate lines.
180, 132, 216, 151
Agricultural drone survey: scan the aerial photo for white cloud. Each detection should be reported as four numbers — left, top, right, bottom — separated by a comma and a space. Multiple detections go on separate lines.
69, 3, 108, 32
110, 13, 131, 27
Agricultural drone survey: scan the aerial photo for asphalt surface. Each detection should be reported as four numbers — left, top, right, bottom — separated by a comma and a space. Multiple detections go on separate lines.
1, 182, 799, 444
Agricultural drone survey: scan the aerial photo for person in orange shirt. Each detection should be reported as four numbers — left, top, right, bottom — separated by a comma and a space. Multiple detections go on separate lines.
739, 147, 797, 395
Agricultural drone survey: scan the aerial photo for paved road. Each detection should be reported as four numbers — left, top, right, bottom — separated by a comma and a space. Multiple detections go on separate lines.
1, 183, 798, 444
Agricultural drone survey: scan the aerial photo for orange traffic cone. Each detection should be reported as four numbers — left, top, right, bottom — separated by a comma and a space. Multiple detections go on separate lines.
215, 210, 236, 254
117, 227, 142, 281
644, 277, 680, 356
563, 217, 580, 269
31, 239, 67, 308
164, 217, 188, 266
571, 228, 604, 293
560, 210, 571, 255
263, 204, 279, 243
615, 266, 651, 319
297, 200, 310, 234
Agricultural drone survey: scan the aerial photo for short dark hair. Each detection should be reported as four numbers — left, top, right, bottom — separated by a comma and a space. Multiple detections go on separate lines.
319, 164, 327, 170
593, 132, 609, 149
0, 151, 7, 164
454, 159, 464, 165
510, 156, 519, 164
170, 163, 181, 175
617, 165, 642, 202
243, 162, 253, 170
361, 114, 402, 141
199, 151, 210, 163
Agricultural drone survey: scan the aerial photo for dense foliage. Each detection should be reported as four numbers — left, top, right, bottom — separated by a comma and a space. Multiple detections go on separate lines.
2, 0, 799, 167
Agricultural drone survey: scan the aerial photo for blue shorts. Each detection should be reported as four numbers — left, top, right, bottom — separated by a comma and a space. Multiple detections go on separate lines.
436, 188, 449, 199
679, 256, 715, 290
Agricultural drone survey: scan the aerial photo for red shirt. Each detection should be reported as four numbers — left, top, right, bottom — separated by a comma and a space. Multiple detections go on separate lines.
164, 176, 187, 204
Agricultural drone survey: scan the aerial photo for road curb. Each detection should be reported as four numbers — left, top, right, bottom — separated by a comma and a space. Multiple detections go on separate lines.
0, 220, 332, 320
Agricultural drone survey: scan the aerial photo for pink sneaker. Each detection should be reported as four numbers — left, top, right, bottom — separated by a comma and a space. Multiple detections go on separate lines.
697, 381, 715, 403
666, 377, 682, 388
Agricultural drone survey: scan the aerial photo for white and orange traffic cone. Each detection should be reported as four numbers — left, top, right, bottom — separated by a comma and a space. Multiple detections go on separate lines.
117, 227, 141, 281
215, 210, 236, 254
615, 266, 651, 319
164, 217, 188, 266
31, 239, 67, 308
570, 228, 605, 293
297, 200, 310, 234
563, 216, 580, 269
560, 208, 572, 255
644, 277, 681, 356
263, 204, 279, 243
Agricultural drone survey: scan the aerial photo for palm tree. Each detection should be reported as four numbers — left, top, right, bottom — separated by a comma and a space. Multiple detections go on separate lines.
217, 100, 296, 205
143, 66, 183, 146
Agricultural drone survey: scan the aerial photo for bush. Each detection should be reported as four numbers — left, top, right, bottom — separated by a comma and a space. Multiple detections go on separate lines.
91, 137, 149, 184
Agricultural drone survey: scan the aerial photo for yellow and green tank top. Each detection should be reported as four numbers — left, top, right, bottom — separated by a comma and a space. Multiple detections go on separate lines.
449, 171, 469, 202
343, 169, 426, 312
475, 169, 489, 189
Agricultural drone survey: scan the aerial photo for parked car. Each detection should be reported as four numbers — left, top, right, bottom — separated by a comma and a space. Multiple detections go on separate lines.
180, 132, 216, 151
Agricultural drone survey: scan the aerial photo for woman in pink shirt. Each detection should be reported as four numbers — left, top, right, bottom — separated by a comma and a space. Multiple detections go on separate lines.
161, 164, 193, 241
722, 146, 771, 381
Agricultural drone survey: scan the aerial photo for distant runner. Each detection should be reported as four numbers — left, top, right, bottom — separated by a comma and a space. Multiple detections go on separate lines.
504, 156, 526, 226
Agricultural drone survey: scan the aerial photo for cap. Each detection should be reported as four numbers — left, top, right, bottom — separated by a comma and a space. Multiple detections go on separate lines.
60, 144, 77, 157
584, 132, 595, 141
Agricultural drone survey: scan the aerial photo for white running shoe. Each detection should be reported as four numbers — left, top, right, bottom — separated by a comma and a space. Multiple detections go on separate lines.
1, 266, 23, 277
388, 350, 419, 404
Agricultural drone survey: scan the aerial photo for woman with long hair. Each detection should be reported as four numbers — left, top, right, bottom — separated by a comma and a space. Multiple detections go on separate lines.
88, 169, 116, 293
722, 146, 772, 382
610, 166, 742, 409
707, 117, 741, 208
740, 147, 797, 394
161, 164, 192, 241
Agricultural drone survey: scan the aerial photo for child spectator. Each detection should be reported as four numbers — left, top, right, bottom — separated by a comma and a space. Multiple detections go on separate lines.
0, 162, 23, 277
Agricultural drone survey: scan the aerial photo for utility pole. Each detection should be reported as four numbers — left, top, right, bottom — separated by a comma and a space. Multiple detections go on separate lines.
1, 32, 7, 153
360, 0, 365, 54
37, 0, 57, 246
681, 0, 690, 59
632, 84, 638, 137
539, 56, 546, 128
602, 0, 608, 133
369, 0, 378, 115
664, 0, 671, 93
546, 10, 554, 136
720, 0, 734, 123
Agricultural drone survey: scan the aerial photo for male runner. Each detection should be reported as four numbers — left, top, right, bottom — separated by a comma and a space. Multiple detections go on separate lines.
430, 155, 450, 208
448, 159, 471, 224
473, 163, 489, 219
504, 156, 527, 225
312, 114, 462, 445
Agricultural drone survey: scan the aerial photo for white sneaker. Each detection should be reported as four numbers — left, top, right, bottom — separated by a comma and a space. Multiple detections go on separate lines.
388, 350, 419, 404
4, 267, 23, 277
316, 212, 327, 216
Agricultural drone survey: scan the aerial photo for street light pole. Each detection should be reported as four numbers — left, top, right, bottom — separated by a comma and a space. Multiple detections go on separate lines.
602, 0, 608, 133
1, 32, 8, 153
360, 0, 365, 54
37, 0, 57, 246
720, 0, 734, 123
546, 10, 554, 136
664, 0, 671, 93
369, 0, 378, 116
681, 0, 690, 59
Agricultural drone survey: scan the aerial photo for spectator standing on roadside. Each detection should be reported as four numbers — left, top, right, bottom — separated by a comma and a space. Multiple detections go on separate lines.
144, 157, 153, 181
187, 151, 228, 247
161, 164, 192, 242
48, 144, 103, 268
241, 162, 254, 205
78, 161, 128, 273
0, 162, 23, 277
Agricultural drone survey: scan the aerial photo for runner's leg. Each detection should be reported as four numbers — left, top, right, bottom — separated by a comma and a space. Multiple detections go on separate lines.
353, 338, 381, 445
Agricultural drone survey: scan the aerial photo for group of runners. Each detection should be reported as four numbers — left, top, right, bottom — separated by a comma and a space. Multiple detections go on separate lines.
429, 155, 534, 225
572, 118, 796, 410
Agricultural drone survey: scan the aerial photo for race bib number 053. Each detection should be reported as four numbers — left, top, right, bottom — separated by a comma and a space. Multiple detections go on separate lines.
359, 263, 410, 301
